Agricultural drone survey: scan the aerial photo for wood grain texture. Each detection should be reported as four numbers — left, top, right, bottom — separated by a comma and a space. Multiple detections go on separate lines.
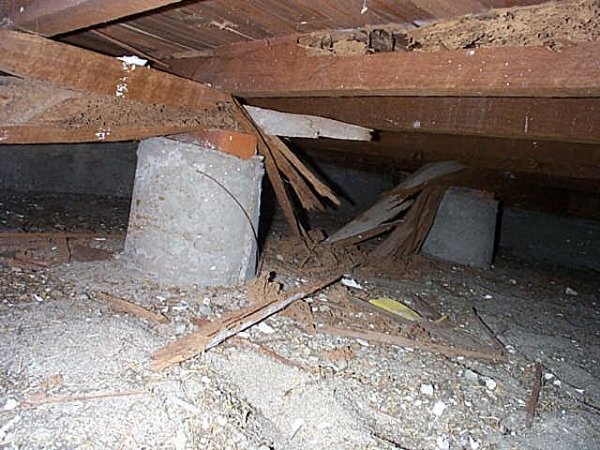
249, 97, 600, 144
1, 0, 185, 36
0, 29, 231, 111
174, 42, 600, 98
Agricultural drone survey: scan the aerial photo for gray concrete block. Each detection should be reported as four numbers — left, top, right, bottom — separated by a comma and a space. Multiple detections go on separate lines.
422, 187, 498, 268
125, 137, 264, 286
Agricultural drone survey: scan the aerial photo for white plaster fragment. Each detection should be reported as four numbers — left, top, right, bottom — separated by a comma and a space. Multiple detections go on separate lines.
117, 55, 148, 67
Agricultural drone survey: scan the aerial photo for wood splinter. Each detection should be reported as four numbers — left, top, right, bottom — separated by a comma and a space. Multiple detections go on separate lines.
525, 361, 544, 428
150, 272, 343, 371
95, 292, 170, 325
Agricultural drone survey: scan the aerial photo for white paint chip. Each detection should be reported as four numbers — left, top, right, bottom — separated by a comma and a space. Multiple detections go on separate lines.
116, 55, 148, 67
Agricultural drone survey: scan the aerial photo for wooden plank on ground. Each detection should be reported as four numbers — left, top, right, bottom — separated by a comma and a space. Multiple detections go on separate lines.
172, 41, 600, 97
1, 0, 186, 36
0, 29, 231, 111
150, 273, 342, 370
249, 97, 600, 145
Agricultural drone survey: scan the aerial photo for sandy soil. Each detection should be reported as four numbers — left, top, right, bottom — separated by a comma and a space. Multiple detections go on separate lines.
1, 191, 599, 449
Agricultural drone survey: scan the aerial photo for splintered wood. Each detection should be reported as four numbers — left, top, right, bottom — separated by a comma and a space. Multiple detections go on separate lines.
150, 273, 343, 370
232, 99, 340, 238
96, 292, 170, 325
327, 161, 466, 244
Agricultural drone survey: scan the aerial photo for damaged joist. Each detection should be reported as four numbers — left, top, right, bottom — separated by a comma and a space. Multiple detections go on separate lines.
150, 273, 343, 371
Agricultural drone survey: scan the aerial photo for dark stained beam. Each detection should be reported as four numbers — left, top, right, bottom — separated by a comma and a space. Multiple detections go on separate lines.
0, 29, 231, 111
170, 41, 600, 98
0, 0, 185, 36
290, 131, 600, 181
249, 97, 600, 144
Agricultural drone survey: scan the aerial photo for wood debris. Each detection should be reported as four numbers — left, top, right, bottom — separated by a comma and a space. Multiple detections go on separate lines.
23, 390, 146, 407
0, 231, 123, 269
327, 161, 466, 244
150, 272, 343, 370
525, 361, 544, 428
320, 325, 507, 363
232, 99, 341, 238
95, 292, 170, 325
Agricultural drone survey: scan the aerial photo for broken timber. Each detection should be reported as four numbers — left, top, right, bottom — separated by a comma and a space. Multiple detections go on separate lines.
327, 161, 466, 244
150, 273, 342, 370
172, 41, 600, 97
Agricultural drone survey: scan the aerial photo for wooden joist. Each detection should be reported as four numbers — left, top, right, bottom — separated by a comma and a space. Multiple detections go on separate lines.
249, 97, 600, 144
292, 132, 600, 181
0, 29, 231, 111
0, 77, 231, 144
171, 41, 600, 98
1, 0, 185, 36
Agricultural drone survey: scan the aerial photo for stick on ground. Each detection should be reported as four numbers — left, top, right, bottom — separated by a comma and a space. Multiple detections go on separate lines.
525, 361, 544, 428
96, 292, 170, 324
320, 325, 507, 363
150, 273, 343, 371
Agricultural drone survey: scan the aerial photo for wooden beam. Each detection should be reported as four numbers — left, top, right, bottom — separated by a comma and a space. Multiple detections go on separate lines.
0, 77, 232, 144
0, 29, 231, 111
1, 0, 185, 36
291, 132, 600, 181
171, 41, 600, 98
248, 97, 600, 145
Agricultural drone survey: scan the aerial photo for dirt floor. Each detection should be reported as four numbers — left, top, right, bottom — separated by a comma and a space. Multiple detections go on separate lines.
1, 190, 599, 449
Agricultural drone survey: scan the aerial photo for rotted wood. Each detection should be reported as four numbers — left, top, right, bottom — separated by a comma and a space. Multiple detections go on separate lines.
0, 77, 234, 144
0, 29, 231, 111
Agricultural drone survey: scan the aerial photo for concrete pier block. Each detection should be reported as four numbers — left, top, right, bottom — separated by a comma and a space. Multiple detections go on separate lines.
421, 187, 498, 268
125, 137, 263, 286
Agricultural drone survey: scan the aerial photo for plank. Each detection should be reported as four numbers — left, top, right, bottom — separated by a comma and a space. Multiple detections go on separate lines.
244, 105, 373, 141
291, 132, 600, 181
172, 41, 600, 97
265, 134, 341, 206
1, 0, 185, 36
150, 273, 342, 370
0, 77, 233, 144
269, 143, 325, 211
231, 101, 303, 238
0, 123, 232, 144
0, 29, 231, 111
249, 97, 600, 144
